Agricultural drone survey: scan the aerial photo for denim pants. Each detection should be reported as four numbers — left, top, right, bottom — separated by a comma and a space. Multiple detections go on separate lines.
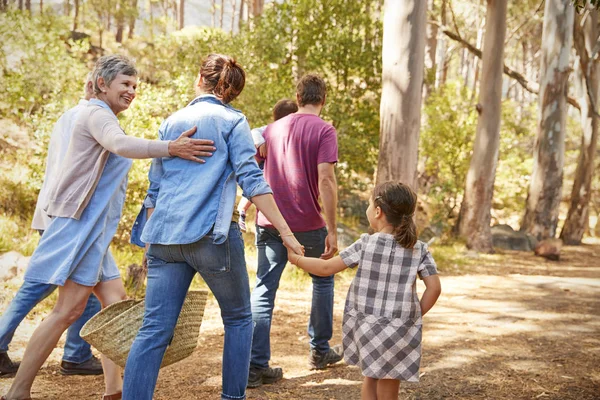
250, 226, 334, 369
123, 224, 252, 400
0, 281, 101, 363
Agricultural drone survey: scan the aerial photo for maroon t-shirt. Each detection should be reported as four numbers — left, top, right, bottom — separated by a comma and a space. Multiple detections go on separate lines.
256, 113, 338, 232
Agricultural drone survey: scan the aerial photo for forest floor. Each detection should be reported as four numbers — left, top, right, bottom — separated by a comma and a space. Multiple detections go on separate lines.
1, 242, 599, 399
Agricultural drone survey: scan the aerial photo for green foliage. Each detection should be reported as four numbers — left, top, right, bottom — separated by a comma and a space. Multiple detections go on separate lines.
420, 82, 478, 224
420, 82, 538, 230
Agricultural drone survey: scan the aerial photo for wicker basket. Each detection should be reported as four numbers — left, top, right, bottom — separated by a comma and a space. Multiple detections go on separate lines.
80, 290, 208, 368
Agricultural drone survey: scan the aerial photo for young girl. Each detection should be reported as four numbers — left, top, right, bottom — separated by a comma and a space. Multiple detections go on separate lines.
288, 181, 441, 400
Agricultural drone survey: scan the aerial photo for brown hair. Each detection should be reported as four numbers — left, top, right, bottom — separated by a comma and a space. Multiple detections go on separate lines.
296, 74, 327, 107
198, 54, 245, 104
373, 181, 418, 249
272, 99, 298, 121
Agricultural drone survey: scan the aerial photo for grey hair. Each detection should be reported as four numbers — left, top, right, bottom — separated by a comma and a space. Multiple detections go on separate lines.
91, 55, 137, 95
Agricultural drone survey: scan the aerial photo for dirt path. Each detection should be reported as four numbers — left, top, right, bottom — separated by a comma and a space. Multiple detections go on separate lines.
1, 244, 599, 399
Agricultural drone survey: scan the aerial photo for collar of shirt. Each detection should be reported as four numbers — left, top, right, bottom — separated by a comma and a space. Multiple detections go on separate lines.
188, 94, 241, 112
89, 98, 112, 112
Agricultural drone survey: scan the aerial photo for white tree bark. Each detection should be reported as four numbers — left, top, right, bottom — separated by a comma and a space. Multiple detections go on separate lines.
457, 0, 508, 253
376, 0, 427, 189
521, 0, 575, 240
560, 9, 599, 244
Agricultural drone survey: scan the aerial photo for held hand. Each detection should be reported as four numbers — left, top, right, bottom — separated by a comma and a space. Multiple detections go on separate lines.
281, 233, 304, 258
320, 232, 338, 260
168, 126, 216, 163
258, 143, 267, 158
287, 247, 303, 265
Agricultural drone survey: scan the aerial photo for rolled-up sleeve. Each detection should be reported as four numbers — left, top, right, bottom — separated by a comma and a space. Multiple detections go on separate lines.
228, 117, 272, 198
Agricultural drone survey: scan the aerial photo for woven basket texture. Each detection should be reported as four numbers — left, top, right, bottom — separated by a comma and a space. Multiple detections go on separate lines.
80, 290, 208, 368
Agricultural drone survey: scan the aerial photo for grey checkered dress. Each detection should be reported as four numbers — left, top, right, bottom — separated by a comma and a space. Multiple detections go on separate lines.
339, 233, 438, 381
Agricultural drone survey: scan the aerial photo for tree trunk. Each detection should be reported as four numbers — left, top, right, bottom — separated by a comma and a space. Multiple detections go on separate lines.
128, 0, 137, 38
424, 0, 437, 100
251, 0, 263, 17
18, 0, 23, 11
220, 0, 224, 28
73, 0, 79, 30
178, 0, 184, 29
521, 0, 575, 240
25, 0, 30, 11
40, 0, 43, 14
238, 0, 245, 30
435, 0, 447, 88
376, 0, 427, 189
116, 23, 124, 42
457, 0, 508, 253
230, 0, 235, 31
560, 10, 599, 245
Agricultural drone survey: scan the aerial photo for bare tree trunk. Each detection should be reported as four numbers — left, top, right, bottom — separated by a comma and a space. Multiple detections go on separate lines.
560, 10, 599, 245
238, 0, 245, 30
18, 0, 23, 11
25, 0, 30, 11
128, 0, 137, 38
521, 0, 575, 240
251, 0, 263, 17
72, 0, 79, 30
178, 0, 184, 29
435, 0, 447, 88
230, 0, 235, 32
457, 0, 508, 253
220, 0, 224, 28
424, 0, 438, 100
376, 0, 427, 189
64, 0, 70, 15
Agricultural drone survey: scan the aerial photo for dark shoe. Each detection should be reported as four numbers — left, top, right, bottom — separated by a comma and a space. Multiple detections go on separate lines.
309, 345, 343, 370
0, 353, 20, 376
102, 392, 121, 400
247, 366, 283, 388
60, 355, 103, 376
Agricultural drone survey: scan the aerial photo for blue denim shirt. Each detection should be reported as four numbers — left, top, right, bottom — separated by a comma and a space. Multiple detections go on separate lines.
131, 95, 271, 246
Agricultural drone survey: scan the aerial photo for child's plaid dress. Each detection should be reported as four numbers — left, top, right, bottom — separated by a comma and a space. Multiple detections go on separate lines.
339, 233, 438, 381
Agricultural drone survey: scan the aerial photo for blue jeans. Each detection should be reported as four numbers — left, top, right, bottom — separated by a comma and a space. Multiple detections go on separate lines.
0, 281, 101, 363
250, 226, 334, 369
123, 224, 252, 400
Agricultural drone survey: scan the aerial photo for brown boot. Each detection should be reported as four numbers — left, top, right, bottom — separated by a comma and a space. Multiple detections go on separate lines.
102, 392, 122, 400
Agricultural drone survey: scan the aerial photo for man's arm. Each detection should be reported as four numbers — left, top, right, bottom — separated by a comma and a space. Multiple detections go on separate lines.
318, 162, 338, 259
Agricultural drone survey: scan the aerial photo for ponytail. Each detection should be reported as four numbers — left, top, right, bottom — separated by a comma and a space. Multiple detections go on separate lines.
394, 214, 417, 249
199, 54, 246, 104
373, 181, 418, 249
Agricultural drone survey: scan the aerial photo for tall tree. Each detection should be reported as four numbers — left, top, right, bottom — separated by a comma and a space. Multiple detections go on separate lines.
179, 0, 184, 29
376, 0, 427, 189
521, 0, 575, 240
424, 0, 438, 101
220, 0, 224, 28
560, 9, 599, 244
73, 0, 79, 30
457, 0, 508, 253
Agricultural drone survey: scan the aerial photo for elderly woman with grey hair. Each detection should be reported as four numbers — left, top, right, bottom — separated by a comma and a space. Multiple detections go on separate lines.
1, 55, 215, 400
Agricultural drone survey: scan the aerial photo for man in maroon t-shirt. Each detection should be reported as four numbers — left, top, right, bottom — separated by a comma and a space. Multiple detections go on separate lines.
248, 75, 341, 388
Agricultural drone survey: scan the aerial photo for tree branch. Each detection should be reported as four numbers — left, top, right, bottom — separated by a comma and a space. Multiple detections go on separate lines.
432, 20, 582, 110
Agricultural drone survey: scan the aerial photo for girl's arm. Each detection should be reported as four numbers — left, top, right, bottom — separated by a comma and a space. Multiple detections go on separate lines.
288, 251, 348, 277
420, 275, 441, 316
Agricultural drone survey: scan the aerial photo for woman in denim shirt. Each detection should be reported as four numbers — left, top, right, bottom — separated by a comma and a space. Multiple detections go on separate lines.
122, 54, 304, 400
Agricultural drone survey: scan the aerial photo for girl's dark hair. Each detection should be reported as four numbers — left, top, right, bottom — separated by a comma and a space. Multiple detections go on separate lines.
373, 181, 418, 248
199, 54, 245, 104
272, 99, 298, 121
